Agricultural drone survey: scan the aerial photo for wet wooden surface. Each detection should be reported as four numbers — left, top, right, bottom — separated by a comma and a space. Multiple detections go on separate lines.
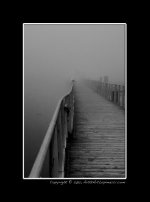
65, 81, 125, 178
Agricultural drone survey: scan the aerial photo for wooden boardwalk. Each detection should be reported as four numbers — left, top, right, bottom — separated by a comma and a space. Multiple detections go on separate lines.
65, 81, 125, 178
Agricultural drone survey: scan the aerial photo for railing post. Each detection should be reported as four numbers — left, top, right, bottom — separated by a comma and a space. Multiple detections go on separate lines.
102, 82, 104, 96
111, 85, 114, 102
114, 84, 117, 103
60, 100, 67, 177
49, 127, 59, 177
67, 96, 72, 135
106, 83, 108, 99
116, 85, 119, 104
70, 93, 74, 133
103, 83, 105, 96
64, 103, 68, 148
107, 83, 109, 100
118, 85, 120, 106
108, 84, 111, 100
61, 101, 65, 147
100, 82, 102, 95
49, 139, 53, 177
119, 86, 123, 107
122, 86, 125, 109
104, 83, 106, 98
57, 111, 64, 177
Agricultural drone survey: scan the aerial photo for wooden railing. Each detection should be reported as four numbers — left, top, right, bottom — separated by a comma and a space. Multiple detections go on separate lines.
86, 80, 125, 109
29, 81, 75, 178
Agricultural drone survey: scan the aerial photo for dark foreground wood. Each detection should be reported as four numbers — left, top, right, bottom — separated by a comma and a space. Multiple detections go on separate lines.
65, 81, 125, 178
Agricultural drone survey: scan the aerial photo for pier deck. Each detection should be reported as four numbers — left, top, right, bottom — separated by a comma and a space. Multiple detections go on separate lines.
65, 81, 125, 178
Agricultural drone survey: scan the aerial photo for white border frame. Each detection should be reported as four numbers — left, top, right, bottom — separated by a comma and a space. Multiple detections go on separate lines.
23, 23, 127, 180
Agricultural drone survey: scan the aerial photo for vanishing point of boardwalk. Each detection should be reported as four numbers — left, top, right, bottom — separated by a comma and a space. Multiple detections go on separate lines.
65, 81, 125, 178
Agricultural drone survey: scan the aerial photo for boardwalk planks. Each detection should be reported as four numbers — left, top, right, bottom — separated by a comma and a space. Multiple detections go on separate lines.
65, 81, 125, 178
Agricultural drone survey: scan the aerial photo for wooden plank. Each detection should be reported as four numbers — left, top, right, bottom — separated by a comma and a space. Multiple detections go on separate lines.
65, 81, 125, 178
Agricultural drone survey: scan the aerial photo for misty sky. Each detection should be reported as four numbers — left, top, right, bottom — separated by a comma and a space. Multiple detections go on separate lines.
24, 24, 125, 84
24, 24, 126, 176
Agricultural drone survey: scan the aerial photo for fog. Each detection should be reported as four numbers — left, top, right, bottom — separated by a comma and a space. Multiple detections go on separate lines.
24, 24, 125, 177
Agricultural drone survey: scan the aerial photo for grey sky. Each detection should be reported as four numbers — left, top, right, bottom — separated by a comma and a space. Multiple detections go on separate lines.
24, 24, 125, 84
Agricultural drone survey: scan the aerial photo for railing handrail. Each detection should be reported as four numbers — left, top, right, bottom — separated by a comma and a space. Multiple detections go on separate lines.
29, 83, 74, 178
98, 81, 125, 87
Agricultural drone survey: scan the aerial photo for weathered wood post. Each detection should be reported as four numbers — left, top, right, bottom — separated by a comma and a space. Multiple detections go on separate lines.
49, 127, 59, 177
49, 138, 53, 177
99, 77, 102, 95
66, 80, 75, 135
118, 85, 121, 106
116, 85, 119, 104
108, 83, 111, 100
70, 79, 75, 133
64, 102, 69, 141
104, 76, 109, 98
114, 84, 118, 103
70, 92, 74, 133
101, 82, 103, 96
109, 84, 112, 101
102, 82, 104, 96
111, 84, 114, 102
101, 81, 102, 95
119, 86, 122, 107
61, 101, 65, 148
107, 83, 109, 100
67, 96, 72, 135
60, 102, 66, 177
57, 111, 63, 177
119, 85, 125, 108
106, 83, 108, 98
122, 86, 125, 109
